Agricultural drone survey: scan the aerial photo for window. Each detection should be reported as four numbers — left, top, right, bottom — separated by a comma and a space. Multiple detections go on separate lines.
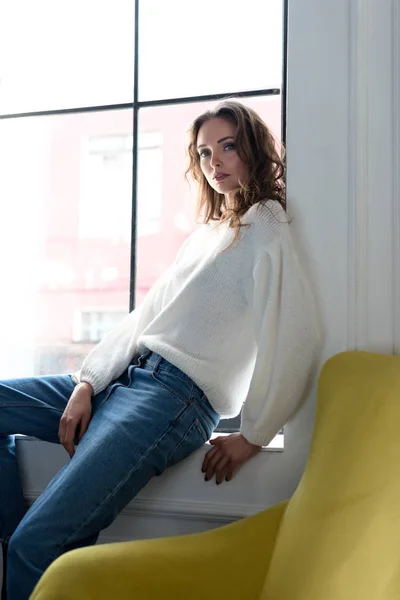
79, 135, 134, 241
79, 132, 163, 240
139, 0, 282, 100
0, 0, 135, 112
137, 133, 163, 236
73, 310, 127, 343
0, 0, 285, 449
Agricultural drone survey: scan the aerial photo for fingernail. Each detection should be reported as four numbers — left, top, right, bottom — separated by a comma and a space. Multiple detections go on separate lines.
204, 477, 209, 482
216, 481, 220, 485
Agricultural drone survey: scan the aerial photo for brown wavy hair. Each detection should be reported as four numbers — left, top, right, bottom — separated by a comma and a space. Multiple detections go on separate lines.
185, 100, 286, 243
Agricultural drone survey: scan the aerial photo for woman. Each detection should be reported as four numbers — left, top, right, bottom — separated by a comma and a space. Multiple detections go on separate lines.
0, 101, 319, 600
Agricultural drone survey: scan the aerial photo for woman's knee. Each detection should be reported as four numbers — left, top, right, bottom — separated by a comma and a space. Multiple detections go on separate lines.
8, 525, 28, 562
8, 519, 56, 574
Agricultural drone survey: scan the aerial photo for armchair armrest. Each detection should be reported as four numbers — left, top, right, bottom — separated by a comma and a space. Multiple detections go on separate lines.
31, 501, 288, 600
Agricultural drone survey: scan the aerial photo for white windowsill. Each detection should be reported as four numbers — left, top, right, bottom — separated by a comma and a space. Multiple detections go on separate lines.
208, 431, 284, 452
15, 433, 288, 526
15, 432, 284, 451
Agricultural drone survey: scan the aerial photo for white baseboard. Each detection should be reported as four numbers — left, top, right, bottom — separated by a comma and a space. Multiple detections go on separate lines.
24, 491, 265, 523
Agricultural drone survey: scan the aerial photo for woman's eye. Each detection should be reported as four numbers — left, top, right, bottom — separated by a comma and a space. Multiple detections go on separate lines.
198, 143, 234, 159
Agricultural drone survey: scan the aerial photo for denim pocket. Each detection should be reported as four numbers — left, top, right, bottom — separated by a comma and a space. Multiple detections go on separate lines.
167, 418, 208, 468
194, 397, 219, 434
151, 367, 192, 404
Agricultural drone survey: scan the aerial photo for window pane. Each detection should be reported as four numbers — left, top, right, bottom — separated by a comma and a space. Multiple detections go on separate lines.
139, 0, 283, 101
136, 94, 281, 297
0, 1, 135, 115
0, 109, 133, 378
74, 310, 128, 343
136, 96, 281, 439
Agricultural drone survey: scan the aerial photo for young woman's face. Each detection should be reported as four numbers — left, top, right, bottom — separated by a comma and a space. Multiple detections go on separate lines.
196, 118, 248, 201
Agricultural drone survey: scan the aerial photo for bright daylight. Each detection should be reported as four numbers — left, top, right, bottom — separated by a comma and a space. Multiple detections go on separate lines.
1, 0, 398, 599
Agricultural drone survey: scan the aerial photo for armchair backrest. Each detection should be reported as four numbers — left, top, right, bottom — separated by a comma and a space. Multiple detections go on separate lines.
261, 351, 400, 600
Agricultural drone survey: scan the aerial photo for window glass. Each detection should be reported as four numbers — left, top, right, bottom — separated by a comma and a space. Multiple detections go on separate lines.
79, 132, 162, 240
73, 310, 128, 343
139, 0, 283, 101
0, 0, 135, 114
135, 95, 282, 303
0, 110, 133, 378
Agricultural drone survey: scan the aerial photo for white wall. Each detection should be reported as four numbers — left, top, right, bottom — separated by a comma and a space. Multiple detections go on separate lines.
15, 0, 400, 542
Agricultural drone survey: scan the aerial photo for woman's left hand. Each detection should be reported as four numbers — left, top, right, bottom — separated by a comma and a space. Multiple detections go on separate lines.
202, 432, 261, 484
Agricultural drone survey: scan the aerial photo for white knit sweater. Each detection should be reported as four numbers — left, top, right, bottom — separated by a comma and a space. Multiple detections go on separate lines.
73, 200, 320, 446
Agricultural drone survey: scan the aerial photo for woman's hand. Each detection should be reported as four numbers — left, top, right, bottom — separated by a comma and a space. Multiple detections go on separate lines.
202, 432, 261, 484
58, 382, 93, 458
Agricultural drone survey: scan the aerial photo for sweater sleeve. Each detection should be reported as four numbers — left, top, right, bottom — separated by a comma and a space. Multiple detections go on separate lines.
73, 272, 167, 395
240, 237, 320, 447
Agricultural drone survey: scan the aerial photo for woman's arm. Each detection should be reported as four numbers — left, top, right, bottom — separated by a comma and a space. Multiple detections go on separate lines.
75, 304, 150, 396
241, 236, 320, 447
202, 235, 320, 484
74, 270, 169, 395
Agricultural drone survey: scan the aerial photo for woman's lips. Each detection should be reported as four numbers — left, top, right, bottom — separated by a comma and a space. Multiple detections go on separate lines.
214, 174, 229, 182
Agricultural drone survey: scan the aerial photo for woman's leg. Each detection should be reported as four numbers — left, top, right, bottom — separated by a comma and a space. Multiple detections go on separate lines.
7, 353, 218, 600
1, 542, 8, 600
0, 372, 114, 600
0, 374, 76, 545
0, 374, 77, 600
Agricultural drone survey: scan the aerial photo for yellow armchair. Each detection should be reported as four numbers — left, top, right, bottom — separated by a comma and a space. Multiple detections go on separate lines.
31, 351, 400, 600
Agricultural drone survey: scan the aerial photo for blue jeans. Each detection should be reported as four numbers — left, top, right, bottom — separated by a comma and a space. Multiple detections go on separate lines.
0, 350, 219, 600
